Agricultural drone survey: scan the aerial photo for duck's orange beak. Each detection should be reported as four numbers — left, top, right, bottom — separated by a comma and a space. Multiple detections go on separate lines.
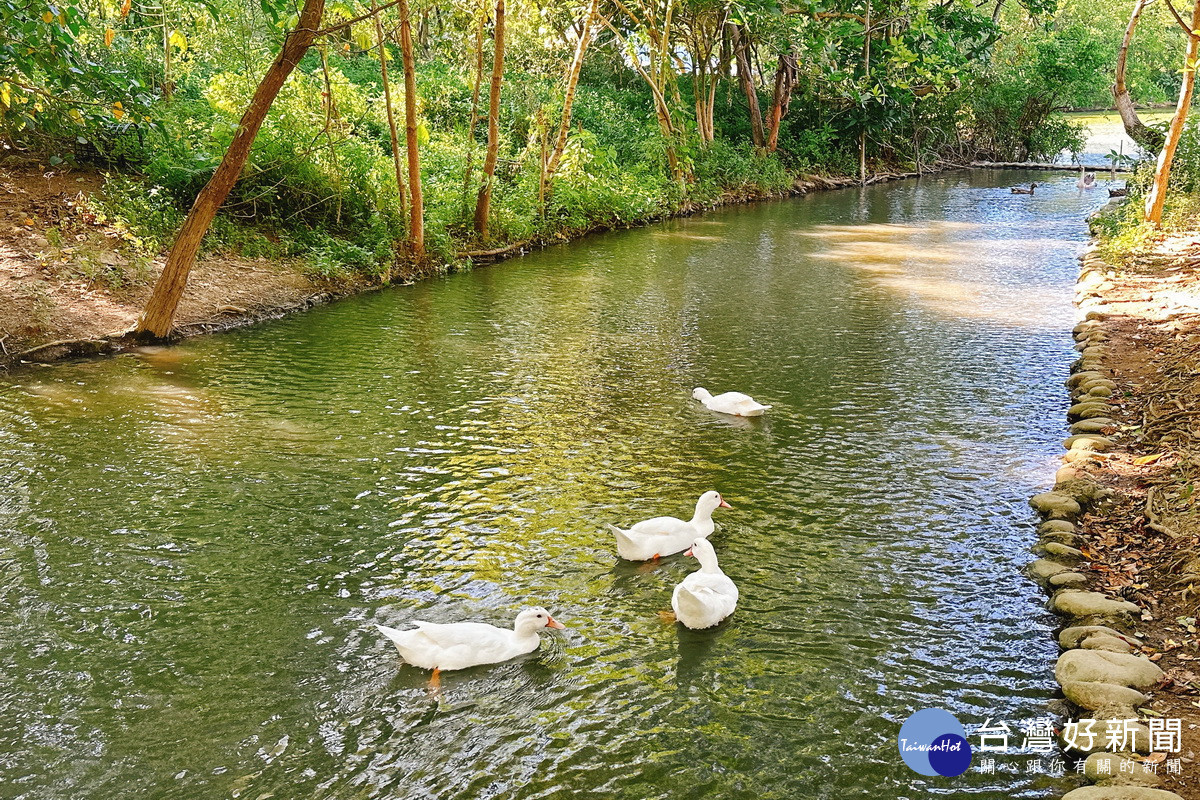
546, 616, 566, 629
684, 548, 694, 557
718, 498, 732, 509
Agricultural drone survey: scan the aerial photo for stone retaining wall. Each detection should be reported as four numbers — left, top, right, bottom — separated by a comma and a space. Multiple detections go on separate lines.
1024, 245, 1183, 800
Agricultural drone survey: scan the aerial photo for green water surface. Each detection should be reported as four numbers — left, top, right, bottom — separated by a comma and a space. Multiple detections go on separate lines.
0, 170, 1103, 799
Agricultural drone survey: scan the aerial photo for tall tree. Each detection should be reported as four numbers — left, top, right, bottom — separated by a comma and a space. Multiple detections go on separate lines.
1145, 0, 1200, 225
399, 0, 425, 256
859, 0, 872, 184
474, 0, 505, 238
765, 52, 796, 153
1113, 0, 1165, 153
546, 0, 601, 179
679, 0, 729, 146
373, 0, 409, 243
730, 22, 765, 148
462, 3, 487, 212
601, 0, 685, 186
136, 0, 328, 339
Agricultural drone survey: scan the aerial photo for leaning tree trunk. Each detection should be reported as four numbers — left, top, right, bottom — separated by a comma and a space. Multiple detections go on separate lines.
765, 53, 795, 153
398, 0, 424, 256
136, 0, 326, 340
1145, 0, 1200, 225
546, 0, 600, 181
1114, 0, 1166, 153
731, 24, 764, 149
473, 0, 505, 238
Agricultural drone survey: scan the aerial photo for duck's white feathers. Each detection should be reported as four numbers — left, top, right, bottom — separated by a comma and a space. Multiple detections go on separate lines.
375, 620, 540, 671
671, 573, 738, 629
607, 516, 713, 561
670, 537, 738, 629
696, 389, 771, 417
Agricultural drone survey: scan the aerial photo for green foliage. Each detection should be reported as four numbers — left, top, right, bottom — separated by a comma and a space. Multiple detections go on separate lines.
8, 0, 1167, 282
88, 175, 185, 253
962, 16, 1103, 160
0, 1, 153, 144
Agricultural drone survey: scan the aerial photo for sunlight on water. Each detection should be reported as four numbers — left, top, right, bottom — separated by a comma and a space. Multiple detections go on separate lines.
0, 170, 1106, 799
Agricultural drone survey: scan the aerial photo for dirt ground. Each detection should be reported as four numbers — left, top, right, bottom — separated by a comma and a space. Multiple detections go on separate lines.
0, 163, 328, 368
1075, 230, 1200, 796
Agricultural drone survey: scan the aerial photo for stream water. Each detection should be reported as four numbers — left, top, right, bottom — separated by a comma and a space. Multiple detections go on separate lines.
0, 170, 1106, 799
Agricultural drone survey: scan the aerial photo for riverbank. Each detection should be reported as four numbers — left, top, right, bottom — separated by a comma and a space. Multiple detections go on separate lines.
0, 161, 945, 372
1031, 218, 1200, 800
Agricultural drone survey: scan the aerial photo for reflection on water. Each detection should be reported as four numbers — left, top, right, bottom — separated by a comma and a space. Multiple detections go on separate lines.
1057, 109, 1175, 168
0, 171, 1103, 799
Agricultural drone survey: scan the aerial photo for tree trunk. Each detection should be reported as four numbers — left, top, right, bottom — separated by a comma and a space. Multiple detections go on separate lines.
1113, 0, 1166, 153
765, 53, 795, 153
462, 4, 486, 212
373, 0, 408, 236
398, 0, 424, 256
474, 0, 505, 238
136, 0, 326, 340
731, 24, 763, 148
1145, 0, 1200, 225
860, 0, 871, 184
546, 0, 600, 180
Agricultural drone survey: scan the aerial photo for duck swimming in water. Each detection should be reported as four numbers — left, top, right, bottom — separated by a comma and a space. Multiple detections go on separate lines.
1011, 183, 1038, 195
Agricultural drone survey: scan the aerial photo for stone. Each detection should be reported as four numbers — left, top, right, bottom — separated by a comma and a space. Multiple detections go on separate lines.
1040, 519, 1077, 534
1070, 402, 1115, 420
1031, 492, 1082, 519
1081, 634, 1137, 654
1061, 787, 1181, 800
1051, 591, 1140, 621
1029, 558, 1071, 582
1041, 529, 1081, 545
1073, 321, 1101, 335
1080, 378, 1118, 392
1060, 680, 1149, 712
1056, 650, 1163, 690
1037, 541, 1085, 561
1057, 465, 1081, 483
1050, 571, 1089, 589
1072, 418, 1115, 434
1060, 625, 1136, 649
1065, 435, 1112, 451
1055, 478, 1111, 505
1064, 449, 1104, 465
1084, 753, 1160, 787
1088, 386, 1114, 398
1069, 371, 1108, 387
1079, 405, 1116, 420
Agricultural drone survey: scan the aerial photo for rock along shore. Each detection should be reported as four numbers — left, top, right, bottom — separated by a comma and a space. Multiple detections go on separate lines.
1025, 240, 1193, 800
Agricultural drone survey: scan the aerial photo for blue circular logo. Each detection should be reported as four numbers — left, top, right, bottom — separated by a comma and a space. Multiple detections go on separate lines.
898, 708, 972, 776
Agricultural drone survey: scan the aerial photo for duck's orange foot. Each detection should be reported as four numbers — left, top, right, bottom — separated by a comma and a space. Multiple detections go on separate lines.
429, 667, 441, 690
657, 610, 677, 624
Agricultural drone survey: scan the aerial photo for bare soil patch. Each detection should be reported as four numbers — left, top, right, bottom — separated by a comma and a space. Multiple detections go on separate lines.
0, 163, 333, 369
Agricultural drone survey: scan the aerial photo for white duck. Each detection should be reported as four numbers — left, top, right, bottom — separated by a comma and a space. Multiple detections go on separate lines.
376, 607, 564, 682
672, 537, 738, 629
692, 387, 771, 417
607, 490, 731, 561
